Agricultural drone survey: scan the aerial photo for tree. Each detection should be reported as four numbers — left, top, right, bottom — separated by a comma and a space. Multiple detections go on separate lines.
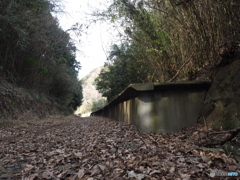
91, 98, 107, 112
0, 0, 83, 113
95, 43, 148, 101
94, 0, 240, 94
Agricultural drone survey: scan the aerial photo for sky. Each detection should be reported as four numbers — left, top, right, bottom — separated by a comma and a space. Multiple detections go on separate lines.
56, 0, 116, 79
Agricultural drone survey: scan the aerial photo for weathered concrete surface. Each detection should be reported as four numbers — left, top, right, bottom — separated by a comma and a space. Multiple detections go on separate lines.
92, 82, 211, 133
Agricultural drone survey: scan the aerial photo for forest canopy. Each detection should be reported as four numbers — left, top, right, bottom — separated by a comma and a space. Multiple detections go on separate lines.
95, 0, 240, 101
0, 0, 83, 113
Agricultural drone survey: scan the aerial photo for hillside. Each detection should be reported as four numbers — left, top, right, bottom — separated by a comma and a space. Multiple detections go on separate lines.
75, 67, 106, 115
0, 0, 83, 116
0, 75, 63, 126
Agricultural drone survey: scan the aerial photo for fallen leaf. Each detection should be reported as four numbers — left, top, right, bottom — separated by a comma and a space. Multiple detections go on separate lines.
41, 171, 53, 179
78, 169, 85, 178
56, 149, 64, 154
179, 172, 191, 180
26, 173, 38, 180
90, 165, 101, 176
98, 164, 107, 172
0, 166, 6, 173
200, 151, 211, 162
197, 163, 206, 169
74, 152, 83, 158
0, 116, 239, 179
127, 170, 145, 180
23, 164, 34, 172
169, 167, 175, 173
0, 174, 15, 178
150, 169, 162, 175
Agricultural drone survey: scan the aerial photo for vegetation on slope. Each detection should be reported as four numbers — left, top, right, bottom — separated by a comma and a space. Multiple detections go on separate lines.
0, 0, 83, 115
75, 67, 106, 114
94, 0, 240, 101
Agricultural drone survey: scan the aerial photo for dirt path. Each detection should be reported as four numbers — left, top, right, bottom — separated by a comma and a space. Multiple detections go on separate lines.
0, 116, 239, 179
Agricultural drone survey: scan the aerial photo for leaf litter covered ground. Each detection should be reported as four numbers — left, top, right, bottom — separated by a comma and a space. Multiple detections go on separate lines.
0, 116, 239, 180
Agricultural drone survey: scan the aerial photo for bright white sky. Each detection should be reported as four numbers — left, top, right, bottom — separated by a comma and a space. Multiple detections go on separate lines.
56, 0, 117, 79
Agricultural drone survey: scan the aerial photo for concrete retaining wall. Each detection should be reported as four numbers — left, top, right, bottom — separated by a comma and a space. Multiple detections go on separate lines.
91, 82, 211, 133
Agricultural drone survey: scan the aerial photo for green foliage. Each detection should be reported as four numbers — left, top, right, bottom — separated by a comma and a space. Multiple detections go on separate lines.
0, 0, 83, 114
94, 0, 240, 100
26, 58, 37, 66
91, 98, 107, 112
38, 67, 48, 74
68, 81, 83, 113
95, 43, 147, 101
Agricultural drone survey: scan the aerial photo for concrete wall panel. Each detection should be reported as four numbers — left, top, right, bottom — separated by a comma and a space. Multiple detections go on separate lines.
91, 82, 210, 133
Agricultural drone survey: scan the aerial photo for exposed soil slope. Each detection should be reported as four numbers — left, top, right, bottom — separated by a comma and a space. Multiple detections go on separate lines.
0, 77, 62, 123
199, 41, 240, 130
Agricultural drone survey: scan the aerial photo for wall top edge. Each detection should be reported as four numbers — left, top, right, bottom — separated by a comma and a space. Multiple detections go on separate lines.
91, 81, 211, 115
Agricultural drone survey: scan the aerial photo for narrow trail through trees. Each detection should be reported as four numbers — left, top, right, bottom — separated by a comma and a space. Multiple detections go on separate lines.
0, 116, 239, 179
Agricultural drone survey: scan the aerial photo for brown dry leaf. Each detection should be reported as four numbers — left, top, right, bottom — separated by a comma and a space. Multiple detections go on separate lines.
177, 157, 186, 163
113, 172, 124, 178
178, 147, 186, 153
1, 116, 240, 179
74, 152, 83, 158
77, 169, 85, 178
23, 164, 34, 172
228, 165, 238, 171
87, 178, 94, 180
180, 173, 191, 180
25, 173, 38, 180
197, 163, 206, 169
202, 156, 211, 163
90, 165, 101, 176
0, 166, 6, 173
55, 149, 64, 154
98, 164, 107, 172
149, 169, 162, 175
127, 170, 145, 180
57, 170, 68, 178
169, 167, 175, 173
0, 174, 15, 178
67, 174, 77, 180
41, 171, 53, 179
200, 151, 211, 162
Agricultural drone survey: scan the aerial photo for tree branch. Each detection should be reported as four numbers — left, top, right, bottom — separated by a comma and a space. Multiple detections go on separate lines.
168, 53, 193, 82
204, 127, 240, 147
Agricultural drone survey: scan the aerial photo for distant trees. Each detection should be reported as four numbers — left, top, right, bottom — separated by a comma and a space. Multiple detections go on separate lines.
91, 98, 107, 112
95, 0, 240, 101
95, 43, 149, 101
0, 0, 83, 113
